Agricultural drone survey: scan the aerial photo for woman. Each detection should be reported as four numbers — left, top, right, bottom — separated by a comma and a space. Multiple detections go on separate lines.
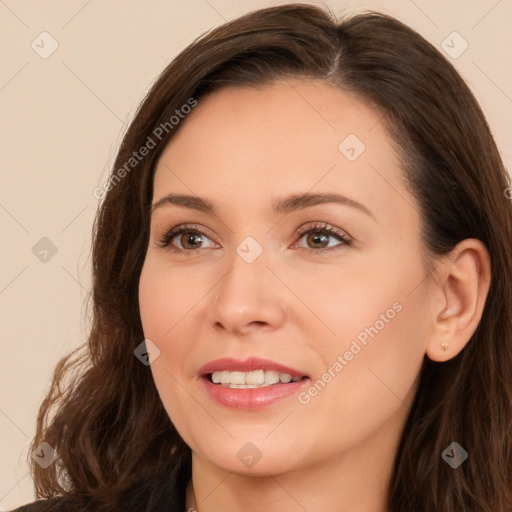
12, 3, 512, 511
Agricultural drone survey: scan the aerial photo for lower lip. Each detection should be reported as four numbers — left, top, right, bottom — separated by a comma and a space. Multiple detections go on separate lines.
201, 376, 310, 410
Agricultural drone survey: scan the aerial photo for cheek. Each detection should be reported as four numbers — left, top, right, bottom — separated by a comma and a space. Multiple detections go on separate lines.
138, 263, 192, 364
302, 257, 410, 353
138, 259, 204, 419
138, 259, 202, 340
138, 264, 192, 443
138, 266, 172, 340
304, 253, 430, 436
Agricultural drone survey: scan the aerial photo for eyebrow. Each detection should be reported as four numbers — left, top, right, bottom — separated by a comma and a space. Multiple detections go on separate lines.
151, 192, 376, 221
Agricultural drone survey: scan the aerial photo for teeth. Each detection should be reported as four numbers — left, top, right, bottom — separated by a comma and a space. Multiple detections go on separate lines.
264, 370, 280, 385
280, 373, 292, 383
246, 370, 264, 385
211, 370, 303, 387
230, 371, 246, 385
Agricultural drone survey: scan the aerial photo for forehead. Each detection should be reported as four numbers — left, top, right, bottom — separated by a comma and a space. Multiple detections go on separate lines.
157, 79, 391, 164
152, 80, 414, 225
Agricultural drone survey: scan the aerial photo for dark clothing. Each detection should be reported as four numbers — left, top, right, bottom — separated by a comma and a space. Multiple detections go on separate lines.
9, 455, 191, 512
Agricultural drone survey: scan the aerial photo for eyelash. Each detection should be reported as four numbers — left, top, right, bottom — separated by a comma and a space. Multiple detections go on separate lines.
156, 222, 352, 255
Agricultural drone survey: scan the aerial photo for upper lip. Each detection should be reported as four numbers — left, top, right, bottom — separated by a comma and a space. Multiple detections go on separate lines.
199, 357, 309, 378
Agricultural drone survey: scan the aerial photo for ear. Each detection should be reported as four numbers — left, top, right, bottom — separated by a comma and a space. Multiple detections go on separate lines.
425, 239, 491, 362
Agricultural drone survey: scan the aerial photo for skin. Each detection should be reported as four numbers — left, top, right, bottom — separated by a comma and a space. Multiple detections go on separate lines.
138, 80, 491, 512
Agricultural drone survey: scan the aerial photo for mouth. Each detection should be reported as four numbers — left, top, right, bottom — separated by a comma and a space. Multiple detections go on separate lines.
200, 357, 309, 383
206, 369, 307, 389
199, 359, 311, 410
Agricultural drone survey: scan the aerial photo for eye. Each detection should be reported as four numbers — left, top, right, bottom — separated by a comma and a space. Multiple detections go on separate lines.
156, 222, 352, 255
156, 224, 216, 252
293, 222, 352, 252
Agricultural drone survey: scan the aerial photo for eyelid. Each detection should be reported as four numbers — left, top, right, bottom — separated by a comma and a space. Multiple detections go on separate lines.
295, 221, 351, 239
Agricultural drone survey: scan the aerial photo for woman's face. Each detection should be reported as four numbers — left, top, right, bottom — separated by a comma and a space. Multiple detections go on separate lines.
139, 80, 434, 476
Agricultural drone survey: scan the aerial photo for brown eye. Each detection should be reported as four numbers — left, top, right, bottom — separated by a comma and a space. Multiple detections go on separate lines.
157, 225, 216, 253
176, 231, 206, 250
304, 231, 330, 249
295, 223, 352, 252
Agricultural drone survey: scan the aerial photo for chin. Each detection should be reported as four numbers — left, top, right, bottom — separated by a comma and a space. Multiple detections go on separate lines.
190, 433, 312, 476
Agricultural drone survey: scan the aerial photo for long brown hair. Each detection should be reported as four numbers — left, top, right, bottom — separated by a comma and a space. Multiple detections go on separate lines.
28, 4, 512, 511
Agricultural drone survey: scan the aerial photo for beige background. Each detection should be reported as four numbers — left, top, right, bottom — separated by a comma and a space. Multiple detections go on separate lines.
1, 0, 510, 509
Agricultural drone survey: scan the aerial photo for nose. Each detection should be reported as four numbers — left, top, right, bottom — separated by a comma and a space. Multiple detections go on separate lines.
208, 247, 287, 337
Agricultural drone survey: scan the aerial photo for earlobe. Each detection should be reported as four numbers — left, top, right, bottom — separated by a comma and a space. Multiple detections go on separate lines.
425, 239, 491, 362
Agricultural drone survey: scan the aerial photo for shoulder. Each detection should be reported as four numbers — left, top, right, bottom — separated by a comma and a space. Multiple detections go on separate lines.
9, 452, 191, 512
9, 493, 102, 512
9, 496, 72, 512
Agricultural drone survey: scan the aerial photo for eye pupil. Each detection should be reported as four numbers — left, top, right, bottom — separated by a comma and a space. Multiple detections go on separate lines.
307, 232, 329, 248
182, 233, 202, 249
